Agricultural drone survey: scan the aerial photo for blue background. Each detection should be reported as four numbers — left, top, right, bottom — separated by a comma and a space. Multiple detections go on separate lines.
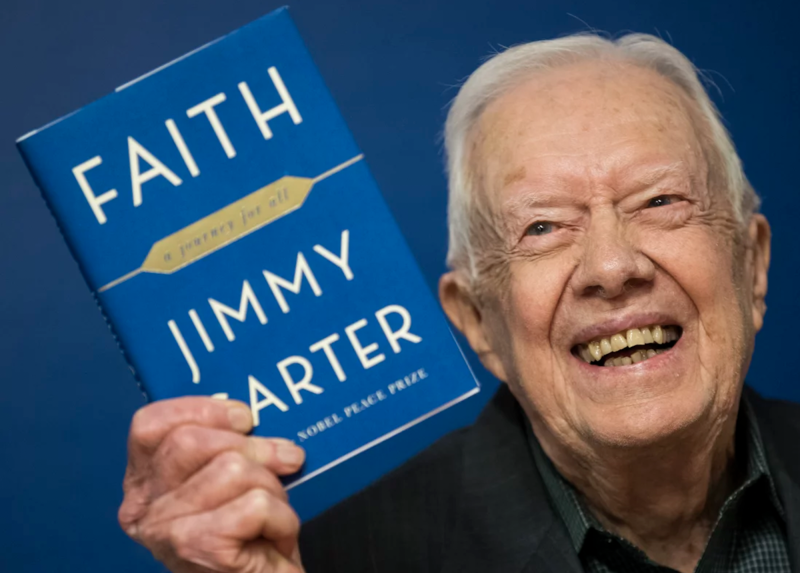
1, 0, 798, 571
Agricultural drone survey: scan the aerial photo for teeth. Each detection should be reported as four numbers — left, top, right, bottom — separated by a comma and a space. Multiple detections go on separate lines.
626, 328, 645, 347
651, 325, 663, 344
610, 334, 627, 352
575, 323, 681, 366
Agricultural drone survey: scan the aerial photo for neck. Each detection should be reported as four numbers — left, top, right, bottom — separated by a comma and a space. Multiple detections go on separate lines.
532, 410, 740, 573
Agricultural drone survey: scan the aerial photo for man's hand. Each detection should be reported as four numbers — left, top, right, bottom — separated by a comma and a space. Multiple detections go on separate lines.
118, 397, 306, 573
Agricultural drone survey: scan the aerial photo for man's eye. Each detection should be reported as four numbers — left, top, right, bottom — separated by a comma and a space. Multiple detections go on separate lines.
526, 221, 554, 236
647, 195, 675, 208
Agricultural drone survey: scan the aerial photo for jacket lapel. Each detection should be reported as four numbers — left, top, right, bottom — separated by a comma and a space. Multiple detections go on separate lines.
745, 387, 800, 572
441, 385, 800, 573
442, 386, 583, 573
774, 471, 800, 573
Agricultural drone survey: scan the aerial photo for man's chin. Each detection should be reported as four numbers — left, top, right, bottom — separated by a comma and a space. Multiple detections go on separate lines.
576, 394, 712, 451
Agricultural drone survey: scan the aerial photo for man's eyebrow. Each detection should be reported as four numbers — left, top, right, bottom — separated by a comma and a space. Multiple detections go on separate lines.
502, 191, 567, 215
501, 162, 688, 215
619, 162, 688, 188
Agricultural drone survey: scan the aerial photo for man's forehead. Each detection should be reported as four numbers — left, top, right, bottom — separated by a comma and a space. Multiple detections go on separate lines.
480, 60, 691, 133
471, 60, 702, 201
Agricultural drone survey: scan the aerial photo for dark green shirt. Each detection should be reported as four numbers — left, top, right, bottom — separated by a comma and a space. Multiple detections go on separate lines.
527, 398, 791, 572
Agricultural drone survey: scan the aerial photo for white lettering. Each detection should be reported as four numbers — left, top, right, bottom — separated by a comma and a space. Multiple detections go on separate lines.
238, 67, 302, 140
375, 304, 422, 353
188, 308, 214, 352
263, 253, 322, 314
309, 333, 346, 382
168, 320, 200, 383
128, 136, 183, 207
345, 318, 385, 369
208, 279, 267, 342
277, 356, 323, 405
249, 375, 289, 426
165, 119, 200, 177
313, 230, 353, 280
186, 93, 237, 158
72, 156, 117, 224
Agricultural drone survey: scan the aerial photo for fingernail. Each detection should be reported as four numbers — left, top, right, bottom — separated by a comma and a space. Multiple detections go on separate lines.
227, 403, 253, 433
276, 442, 305, 466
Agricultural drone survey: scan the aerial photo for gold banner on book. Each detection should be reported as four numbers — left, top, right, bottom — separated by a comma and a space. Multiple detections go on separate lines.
98, 154, 364, 293
143, 175, 313, 274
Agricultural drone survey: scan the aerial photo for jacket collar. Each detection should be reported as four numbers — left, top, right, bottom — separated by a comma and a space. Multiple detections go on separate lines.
743, 386, 800, 572
442, 385, 583, 573
444, 384, 800, 573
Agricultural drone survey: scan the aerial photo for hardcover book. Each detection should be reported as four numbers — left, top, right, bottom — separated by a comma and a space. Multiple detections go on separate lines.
17, 7, 479, 519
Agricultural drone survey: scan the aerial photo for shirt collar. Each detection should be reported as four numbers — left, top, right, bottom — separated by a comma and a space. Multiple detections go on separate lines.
525, 392, 786, 553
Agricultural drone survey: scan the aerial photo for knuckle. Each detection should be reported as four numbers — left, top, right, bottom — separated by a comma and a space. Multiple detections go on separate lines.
117, 498, 136, 526
129, 407, 158, 446
217, 450, 248, 477
166, 424, 201, 453
137, 518, 176, 561
189, 398, 223, 428
249, 488, 273, 514
169, 522, 197, 562
196, 400, 220, 422
117, 504, 137, 536
214, 550, 242, 573
137, 519, 161, 547
118, 489, 150, 534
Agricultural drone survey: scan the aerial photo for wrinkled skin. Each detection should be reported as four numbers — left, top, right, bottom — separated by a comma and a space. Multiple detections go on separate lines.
439, 60, 770, 572
118, 397, 306, 573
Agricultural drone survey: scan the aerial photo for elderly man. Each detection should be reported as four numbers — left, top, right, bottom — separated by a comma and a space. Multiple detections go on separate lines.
118, 32, 800, 573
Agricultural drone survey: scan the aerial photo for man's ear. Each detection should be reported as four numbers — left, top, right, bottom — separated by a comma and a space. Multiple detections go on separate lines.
439, 271, 508, 381
748, 213, 771, 333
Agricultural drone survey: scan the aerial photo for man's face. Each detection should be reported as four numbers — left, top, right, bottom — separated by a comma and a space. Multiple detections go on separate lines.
447, 61, 770, 453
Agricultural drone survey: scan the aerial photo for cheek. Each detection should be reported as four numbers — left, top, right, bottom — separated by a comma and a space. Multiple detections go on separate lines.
649, 226, 738, 302
646, 227, 732, 298
502, 256, 586, 435
642, 226, 748, 366
504, 257, 575, 354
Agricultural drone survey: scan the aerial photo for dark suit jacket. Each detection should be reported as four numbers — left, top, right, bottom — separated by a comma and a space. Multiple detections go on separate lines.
299, 385, 800, 572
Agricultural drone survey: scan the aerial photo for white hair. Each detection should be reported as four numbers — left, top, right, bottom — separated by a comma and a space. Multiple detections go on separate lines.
444, 33, 759, 277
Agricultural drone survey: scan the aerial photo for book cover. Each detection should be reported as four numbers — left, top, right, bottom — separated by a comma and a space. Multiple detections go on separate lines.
16, 7, 480, 520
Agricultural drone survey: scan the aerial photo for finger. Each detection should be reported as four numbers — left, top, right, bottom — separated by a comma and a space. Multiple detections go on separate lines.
171, 539, 301, 573
149, 425, 305, 494
119, 431, 303, 532
127, 397, 253, 467
121, 398, 252, 532
148, 449, 288, 523
165, 489, 301, 569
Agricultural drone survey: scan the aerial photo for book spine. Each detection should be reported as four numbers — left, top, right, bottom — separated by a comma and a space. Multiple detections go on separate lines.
17, 142, 151, 403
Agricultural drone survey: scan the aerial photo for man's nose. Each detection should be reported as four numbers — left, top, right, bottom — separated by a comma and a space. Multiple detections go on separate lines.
572, 212, 656, 299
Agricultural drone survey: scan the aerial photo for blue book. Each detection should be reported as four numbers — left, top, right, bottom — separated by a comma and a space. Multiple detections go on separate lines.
17, 8, 479, 520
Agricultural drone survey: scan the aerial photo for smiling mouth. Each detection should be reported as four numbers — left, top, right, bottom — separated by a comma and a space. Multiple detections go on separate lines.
572, 325, 682, 367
